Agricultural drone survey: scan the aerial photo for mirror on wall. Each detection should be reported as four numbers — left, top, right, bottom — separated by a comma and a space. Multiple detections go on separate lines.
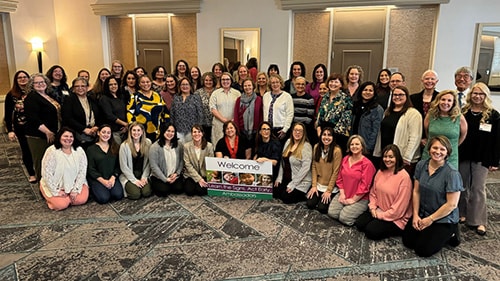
472, 23, 500, 92
220, 28, 260, 72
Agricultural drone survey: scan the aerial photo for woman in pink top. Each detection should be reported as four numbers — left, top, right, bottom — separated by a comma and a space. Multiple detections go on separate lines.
355, 144, 413, 240
327, 135, 376, 225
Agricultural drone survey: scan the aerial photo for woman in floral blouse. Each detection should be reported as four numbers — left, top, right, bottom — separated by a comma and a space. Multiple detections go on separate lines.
316, 73, 353, 154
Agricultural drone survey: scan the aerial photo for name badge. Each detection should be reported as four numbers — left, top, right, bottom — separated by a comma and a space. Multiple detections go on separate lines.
480, 123, 492, 132
62, 90, 69, 96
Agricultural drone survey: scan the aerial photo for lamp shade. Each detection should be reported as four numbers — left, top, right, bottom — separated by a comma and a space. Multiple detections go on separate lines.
30, 37, 44, 52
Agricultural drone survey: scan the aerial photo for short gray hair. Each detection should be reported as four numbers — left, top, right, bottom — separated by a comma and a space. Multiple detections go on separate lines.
454, 66, 473, 80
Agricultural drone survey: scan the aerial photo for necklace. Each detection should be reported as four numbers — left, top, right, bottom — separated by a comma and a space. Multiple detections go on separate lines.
428, 162, 443, 173
471, 111, 482, 116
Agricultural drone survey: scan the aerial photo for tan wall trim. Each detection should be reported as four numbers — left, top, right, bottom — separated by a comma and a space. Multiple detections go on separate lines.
0, 0, 18, 13
278, 0, 449, 10
91, 0, 201, 16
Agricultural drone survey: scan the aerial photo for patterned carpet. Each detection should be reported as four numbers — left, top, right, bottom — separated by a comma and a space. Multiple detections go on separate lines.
0, 133, 498, 280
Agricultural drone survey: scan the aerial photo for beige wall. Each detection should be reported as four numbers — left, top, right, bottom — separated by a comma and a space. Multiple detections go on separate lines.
293, 12, 330, 81
386, 6, 438, 93
171, 14, 198, 68
0, 17, 10, 96
53, 0, 104, 80
8, 0, 104, 81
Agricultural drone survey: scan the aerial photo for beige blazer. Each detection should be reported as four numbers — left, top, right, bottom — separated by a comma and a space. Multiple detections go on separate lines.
183, 141, 214, 183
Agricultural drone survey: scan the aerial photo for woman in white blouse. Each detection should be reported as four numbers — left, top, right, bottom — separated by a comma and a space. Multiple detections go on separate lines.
39, 127, 89, 211
209, 72, 240, 145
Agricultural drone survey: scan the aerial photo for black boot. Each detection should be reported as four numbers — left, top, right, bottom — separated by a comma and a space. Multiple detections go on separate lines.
448, 224, 461, 247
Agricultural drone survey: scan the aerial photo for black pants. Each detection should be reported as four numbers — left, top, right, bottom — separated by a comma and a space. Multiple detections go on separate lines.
14, 124, 35, 176
355, 210, 403, 240
306, 190, 334, 214
274, 182, 306, 204
402, 217, 457, 257
184, 177, 208, 196
150, 176, 184, 197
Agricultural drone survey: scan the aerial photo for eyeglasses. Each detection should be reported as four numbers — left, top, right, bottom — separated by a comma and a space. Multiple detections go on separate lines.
455, 74, 471, 80
390, 80, 403, 83
33, 81, 46, 85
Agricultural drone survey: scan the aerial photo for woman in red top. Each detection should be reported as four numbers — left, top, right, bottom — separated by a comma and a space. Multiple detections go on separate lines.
327, 134, 376, 225
233, 78, 263, 148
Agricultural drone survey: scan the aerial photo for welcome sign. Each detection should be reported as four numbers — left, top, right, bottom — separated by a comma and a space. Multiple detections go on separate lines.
205, 157, 273, 200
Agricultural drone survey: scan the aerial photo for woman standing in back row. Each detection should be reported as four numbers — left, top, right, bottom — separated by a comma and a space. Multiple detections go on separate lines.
24, 73, 61, 181
4, 70, 36, 183
459, 82, 500, 236
422, 90, 467, 169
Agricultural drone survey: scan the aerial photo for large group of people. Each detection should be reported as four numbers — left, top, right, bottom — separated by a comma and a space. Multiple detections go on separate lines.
4, 60, 500, 257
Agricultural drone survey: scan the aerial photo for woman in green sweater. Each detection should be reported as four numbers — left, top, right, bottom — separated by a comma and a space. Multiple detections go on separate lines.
86, 124, 124, 204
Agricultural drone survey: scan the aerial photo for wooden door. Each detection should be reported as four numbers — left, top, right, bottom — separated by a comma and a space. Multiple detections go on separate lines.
135, 16, 171, 74
330, 8, 386, 82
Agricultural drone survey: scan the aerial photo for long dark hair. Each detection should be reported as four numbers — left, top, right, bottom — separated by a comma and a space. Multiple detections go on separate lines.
121, 70, 138, 90
385, 85, 413, 117
376, 68, 391, 88
310, 64, 328, 91
353, 81, 378, 112
174, 59, 191, 80
380, 144, 404, 174
288, 61, 306, 79
9, 70, 30, 99
97, 124, 119, 155
158, 122, 179, 148
254, 121, 277, 149
46, 65, 68, 86
314, 126, 337, 163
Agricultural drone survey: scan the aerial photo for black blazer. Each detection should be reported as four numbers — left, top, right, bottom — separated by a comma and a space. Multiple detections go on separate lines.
410, 89, 439, 118
61, 92, 102, 133
24, 91, 60, 138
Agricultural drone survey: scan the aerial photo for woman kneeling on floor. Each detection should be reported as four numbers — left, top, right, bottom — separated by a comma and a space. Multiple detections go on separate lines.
40, 127, 89, 210
328, 135, 376, 225
119, 122, 152, 199
355, 144, 412, 240
402, 135, 463, 257
86, 124, 124, 204
149, 123, 184, 197
306, 126, 342, 213
274, 122, 312, 204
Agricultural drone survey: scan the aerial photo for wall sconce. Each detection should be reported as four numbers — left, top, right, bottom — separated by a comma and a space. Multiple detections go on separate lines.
30, 37, 44, 73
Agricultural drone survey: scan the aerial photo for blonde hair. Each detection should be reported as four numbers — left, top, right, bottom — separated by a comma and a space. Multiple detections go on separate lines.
463, 82, 493, 123
124, 122, 149, 158
282, 122, 308, 159
427, 90, 461, 122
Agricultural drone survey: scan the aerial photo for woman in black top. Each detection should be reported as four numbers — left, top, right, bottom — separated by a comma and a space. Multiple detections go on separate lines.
24, 73, 61, 181
4, 70, 36, 183
458, 82, 500, 236
215, 120, 251, 159
254, 121, 281, 181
